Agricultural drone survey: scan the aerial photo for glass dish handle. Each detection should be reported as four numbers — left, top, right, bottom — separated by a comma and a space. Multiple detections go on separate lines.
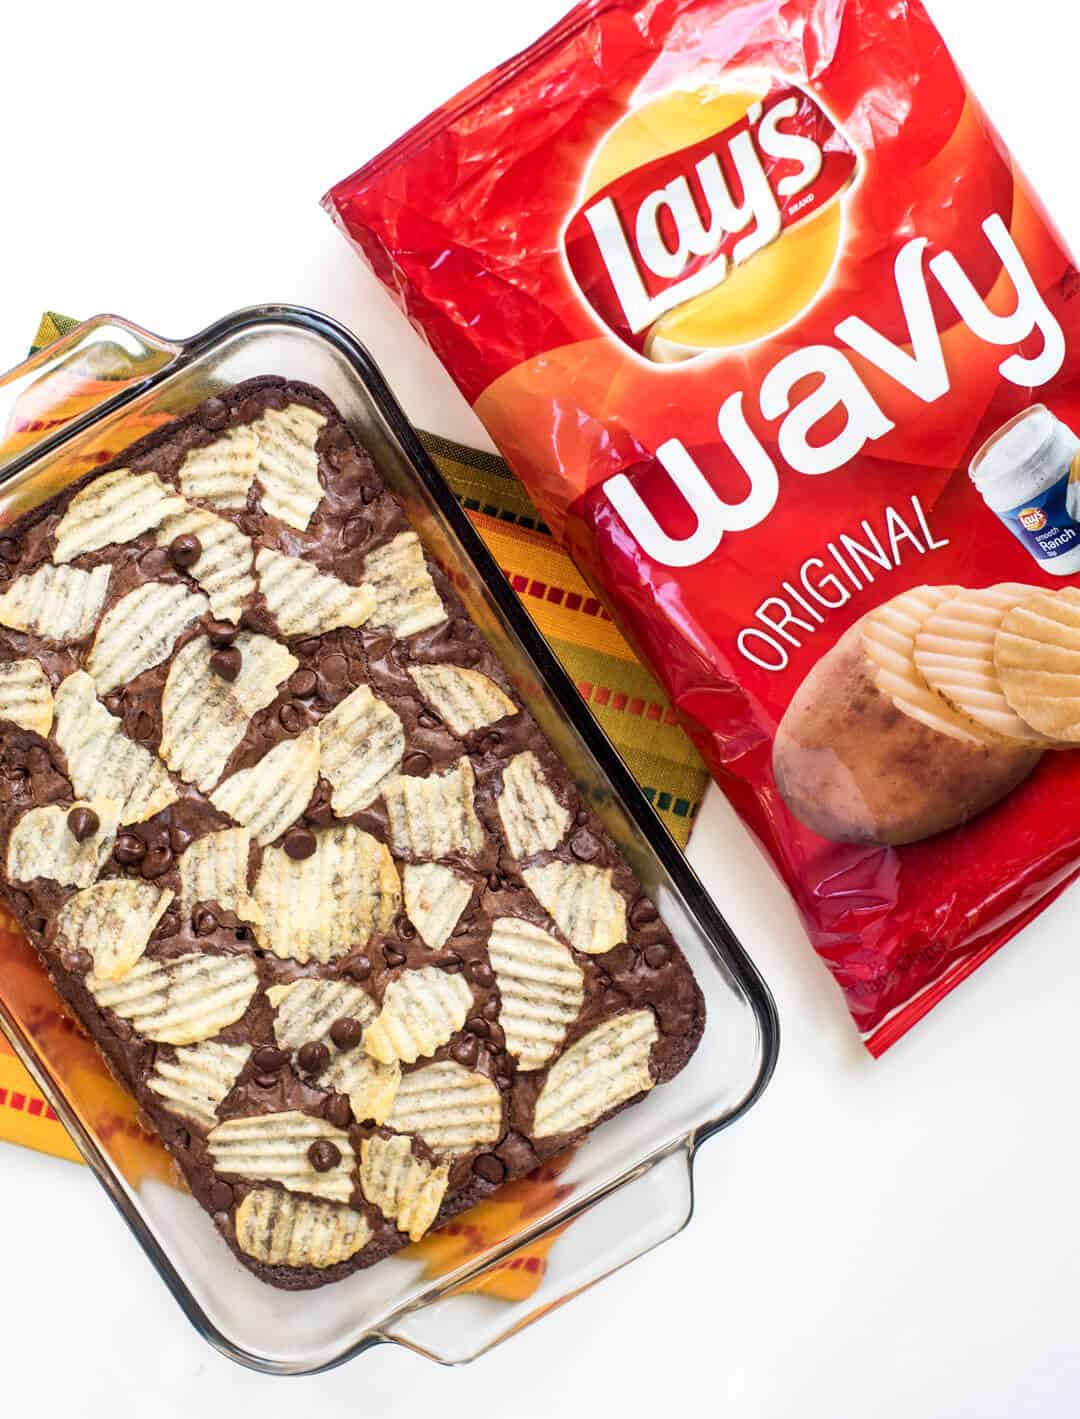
382, 1146, 694, 1365
0, 315, 180, 475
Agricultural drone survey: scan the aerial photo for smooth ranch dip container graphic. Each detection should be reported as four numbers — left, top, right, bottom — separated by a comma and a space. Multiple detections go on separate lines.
970, 406, 1080, 575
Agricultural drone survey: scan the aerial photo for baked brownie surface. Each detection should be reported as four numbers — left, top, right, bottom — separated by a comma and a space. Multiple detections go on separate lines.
0, 378, 705, 1289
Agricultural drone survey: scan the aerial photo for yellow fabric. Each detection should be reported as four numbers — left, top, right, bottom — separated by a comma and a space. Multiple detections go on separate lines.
0, 314, 710, 1300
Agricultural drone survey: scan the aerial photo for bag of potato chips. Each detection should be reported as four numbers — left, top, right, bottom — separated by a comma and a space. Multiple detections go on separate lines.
325, 0, 1080, 1052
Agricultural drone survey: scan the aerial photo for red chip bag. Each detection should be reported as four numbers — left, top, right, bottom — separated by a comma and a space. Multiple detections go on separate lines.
325, 0, 1080, 1052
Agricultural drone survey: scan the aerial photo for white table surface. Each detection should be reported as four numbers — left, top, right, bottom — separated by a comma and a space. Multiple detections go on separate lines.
2, 1, 1078, 1414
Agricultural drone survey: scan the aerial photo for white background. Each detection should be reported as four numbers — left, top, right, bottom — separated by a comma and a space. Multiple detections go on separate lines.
1, 1, 1079, 1414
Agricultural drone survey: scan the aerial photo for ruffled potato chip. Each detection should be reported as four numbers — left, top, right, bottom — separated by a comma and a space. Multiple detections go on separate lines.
407, 665, 516, 735
318, 684, 404, 815
210, 727, 320, 846
321, 1049, 400, 1126
253, 825, 400, 964
359, 1133, 449, 1242
487, 917, 584, 1070
383, 758, 485, 859
251, 403, 327, 531
147, 1040, 251, 1131
177, 828, 261, 924
532, 1010, 657, 1138
178, 427, 259, 509
363, 967, 473, 1065
0, 659, 53, 736
86, 582, 208, 695
155, 505, 257, 622
53, 467, 186, 563
384, 1061, 502, 1155
7, 798, 120, 890
255, 547, 375, 638
268, 977, 377, 1053
402, 863, 473, 949
208, 1110, 354, 1203
159, 633, 297, 792
497, 751, 571, 859
235, 1188, 371, 1269
995, 587, 1080, 742
522, 861, 627, 955
363, 532, 447, 636
87, 952, 259, 1045
54, 672, 179, 823
0, 563, 111, 641
56, 879, 174, 982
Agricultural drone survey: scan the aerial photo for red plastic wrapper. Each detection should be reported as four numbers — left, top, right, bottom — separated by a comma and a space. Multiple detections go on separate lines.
324, 0, 1080, 1053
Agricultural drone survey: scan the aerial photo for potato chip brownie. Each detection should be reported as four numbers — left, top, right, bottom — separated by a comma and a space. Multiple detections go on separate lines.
0, 377, 705, 1289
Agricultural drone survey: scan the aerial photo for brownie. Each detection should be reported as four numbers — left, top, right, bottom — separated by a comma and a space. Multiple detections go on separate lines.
0, 378, 705, 1289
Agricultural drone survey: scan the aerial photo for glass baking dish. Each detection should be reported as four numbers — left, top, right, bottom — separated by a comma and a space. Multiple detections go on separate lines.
0, 306, 778, 1375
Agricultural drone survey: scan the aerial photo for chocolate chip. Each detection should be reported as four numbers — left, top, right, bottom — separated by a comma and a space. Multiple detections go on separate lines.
0, 537, 20, 563
298, 1041, 330, 1075
481, 998, 500, 1021
239, 395, 264, 424
474, 1153, 506, 1184
465, 1015, 488, 1039
319, 652, 349, 685
569, 829, 600, 862
486, 874, 502, 892
497, 1133, 538, 1175
345, 954, 372, 981
209, 647, 241, 682
296, 638, 321, 659
131, 711, 156, 742
209, 1180, 234, 1211
329, 1017, 364, 1051
323, 1094, 352, 1129
175, 1127, 191, 1151
104, 691, 124, 717
417, 711, 440, 729
308, 1139, 341, 1173
60, 946, 92, 975
383, 946, 406, 969
199, 398, 230, 432
306, 786, 336, 828
485, 1022, 505, 1050
575, 807, 589, 825
289, 669, 317, 698
279, 703, 304, 734
141, 843, 173, 879
252, 1046, 287, 1073
138, 547, 172, 577
495, 1073, 513, 1092
466, 959, 495, 989
193, 907, 218, 936
398, 917, 416, 941
361, 485, 379, 505
629, 898, 659, 929
67, 806, 99, 842
207, 619, 238, 648
27, 747, 49, 771
169, 533, 202, 569
255, 1073, 280, 1089
478, 731, 502, 754
450, 1034, 479, 1067
113, 833, 146, 865
152, 910, 180, 940
342, 517, 369, 549
28, 915, 47, 937
283, 827, 317, 861
169, 823, 194, 854
643, 942, 671, 969
440, 952, 463, 973
402, 751, 432, 776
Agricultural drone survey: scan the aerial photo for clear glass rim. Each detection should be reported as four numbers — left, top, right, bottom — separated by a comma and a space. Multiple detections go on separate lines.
0, 303, 780, 1374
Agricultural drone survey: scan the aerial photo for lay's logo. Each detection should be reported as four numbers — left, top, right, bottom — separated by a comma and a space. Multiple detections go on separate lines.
1018, 507, 1048, 532
563, 79, 859, 361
